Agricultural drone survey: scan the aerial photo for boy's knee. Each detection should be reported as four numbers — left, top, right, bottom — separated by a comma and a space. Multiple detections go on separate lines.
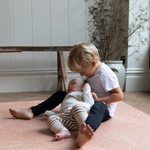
90, 102, 107, 112
55, 91, 67, 97
56, 90, 66, 94
53, 91, 67, 103
92, 101, 105, 108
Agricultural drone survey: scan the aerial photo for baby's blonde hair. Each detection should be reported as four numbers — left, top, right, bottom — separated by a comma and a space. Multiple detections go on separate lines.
68, 42, 100, 71
74, 78, 85, 86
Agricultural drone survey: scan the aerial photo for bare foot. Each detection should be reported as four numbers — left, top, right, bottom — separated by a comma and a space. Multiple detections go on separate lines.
9, 108, 33, 119
76, 123, 94, 147
44, 110, 56, 118
54, 130, 71, 141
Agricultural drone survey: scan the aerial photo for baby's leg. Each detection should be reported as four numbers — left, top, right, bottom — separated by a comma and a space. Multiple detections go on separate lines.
72, 105, 89, 126
76, 123, 94, 147
71, 105, 94, 147
9, 108, 33, 119
47, 115, 71, 141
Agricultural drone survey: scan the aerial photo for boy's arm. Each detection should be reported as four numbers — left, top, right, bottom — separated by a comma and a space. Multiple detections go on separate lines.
83, 83, 95, 106
92, 87, 123, 104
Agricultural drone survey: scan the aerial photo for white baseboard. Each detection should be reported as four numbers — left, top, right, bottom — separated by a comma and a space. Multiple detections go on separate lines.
1, 68, 149, 93
125, 68, 150, 92
0, 68, 80, 93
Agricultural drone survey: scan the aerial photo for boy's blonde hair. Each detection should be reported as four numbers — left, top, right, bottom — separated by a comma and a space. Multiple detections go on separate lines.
68, 42, 100, 71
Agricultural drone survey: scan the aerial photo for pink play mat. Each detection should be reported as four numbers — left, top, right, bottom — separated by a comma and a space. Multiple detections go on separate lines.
0, 101, 150, 150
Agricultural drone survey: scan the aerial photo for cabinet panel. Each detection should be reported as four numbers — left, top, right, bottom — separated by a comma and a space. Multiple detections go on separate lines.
32, 0, 50, 46
13, 0, 32, 46
51, 0, 68, 46
0, 0, 13, 46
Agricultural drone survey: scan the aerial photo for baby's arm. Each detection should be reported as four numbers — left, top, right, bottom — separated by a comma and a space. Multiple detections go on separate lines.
83, 83, 94, 106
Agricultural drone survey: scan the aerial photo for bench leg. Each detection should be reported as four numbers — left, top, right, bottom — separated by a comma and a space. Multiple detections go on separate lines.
57, 51, 69, 92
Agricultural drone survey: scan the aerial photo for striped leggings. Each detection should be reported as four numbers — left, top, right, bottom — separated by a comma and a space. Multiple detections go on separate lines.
47, 104, 88, 133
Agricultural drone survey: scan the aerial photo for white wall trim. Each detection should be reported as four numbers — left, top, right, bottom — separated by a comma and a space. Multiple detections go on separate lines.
125, 0, 150, 92
126, 68, 150, 74
0, 68, 57, 75
125, 68, 150, 91
0, 68, 149, 93
0, 68, 80, 93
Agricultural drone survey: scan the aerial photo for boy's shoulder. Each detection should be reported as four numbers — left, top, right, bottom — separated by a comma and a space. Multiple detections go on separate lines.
95, 63, 112, 74
94, 63, 117, 80
87, 63, 117, 82
99, 63, 115, 73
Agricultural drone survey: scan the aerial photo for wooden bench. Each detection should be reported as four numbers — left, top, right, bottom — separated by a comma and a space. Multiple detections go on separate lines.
0, 46, 72, 92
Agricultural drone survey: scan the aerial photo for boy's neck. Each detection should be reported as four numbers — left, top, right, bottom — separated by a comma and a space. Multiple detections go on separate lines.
95, 61, 101, 70
91, 61, 101, 77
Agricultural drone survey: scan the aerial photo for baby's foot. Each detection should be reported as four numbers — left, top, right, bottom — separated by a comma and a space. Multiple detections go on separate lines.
43, 110, 56, 118
9, 108, 33, 119
54, 130, 71, 141
76, 123, 94, 147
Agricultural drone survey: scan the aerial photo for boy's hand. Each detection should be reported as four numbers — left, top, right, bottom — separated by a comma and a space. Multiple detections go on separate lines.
83, 83, 90, 87
91, 92, 99, 102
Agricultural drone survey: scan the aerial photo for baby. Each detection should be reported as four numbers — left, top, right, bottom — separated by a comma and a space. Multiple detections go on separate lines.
44, 77, 94, 141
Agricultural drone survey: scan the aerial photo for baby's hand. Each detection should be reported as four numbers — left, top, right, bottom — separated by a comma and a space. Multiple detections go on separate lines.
91, 92, 99, 102
83, 83, 90, 87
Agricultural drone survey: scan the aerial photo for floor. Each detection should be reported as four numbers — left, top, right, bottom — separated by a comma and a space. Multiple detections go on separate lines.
123, 91, 150, 115
0, 91, 149, 115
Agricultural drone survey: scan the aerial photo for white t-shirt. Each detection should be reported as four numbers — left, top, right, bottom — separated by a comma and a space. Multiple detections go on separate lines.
86, 62, 119, 117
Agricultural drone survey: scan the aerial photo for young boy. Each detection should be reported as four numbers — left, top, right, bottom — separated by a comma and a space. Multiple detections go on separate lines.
44, 77, 94, 141
68, 43, 123, 147
9, 42, 123, 147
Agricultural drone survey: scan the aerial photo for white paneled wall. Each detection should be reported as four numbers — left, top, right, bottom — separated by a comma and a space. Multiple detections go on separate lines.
32, 0, 51, 46
13, 0, 32, 46
0, 0, 149, 93
69, 0, 86, 45
51, 0, 68, 46
0, 0, 13, 46
125, 0, 150, 91
0, 0, 87, 93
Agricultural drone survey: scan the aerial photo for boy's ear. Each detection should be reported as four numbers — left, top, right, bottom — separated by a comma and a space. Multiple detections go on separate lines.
91, 60, 96, 67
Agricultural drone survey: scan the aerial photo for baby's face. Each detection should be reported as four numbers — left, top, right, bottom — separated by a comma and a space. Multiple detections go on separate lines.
67, 79, 83, 93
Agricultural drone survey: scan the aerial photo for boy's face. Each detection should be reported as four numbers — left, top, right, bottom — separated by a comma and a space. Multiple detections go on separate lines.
67, 78, 83, 93
74, 64, 95, 78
